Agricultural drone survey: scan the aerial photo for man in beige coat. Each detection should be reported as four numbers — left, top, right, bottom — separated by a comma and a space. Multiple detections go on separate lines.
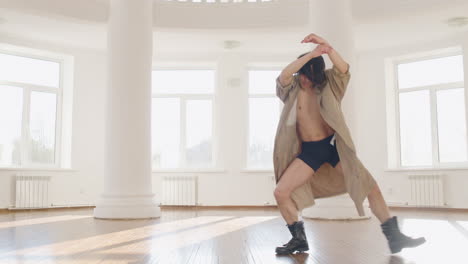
273, 33, 426, 255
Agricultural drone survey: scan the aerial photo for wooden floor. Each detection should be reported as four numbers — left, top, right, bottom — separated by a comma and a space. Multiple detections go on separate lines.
0, 207, 467, 264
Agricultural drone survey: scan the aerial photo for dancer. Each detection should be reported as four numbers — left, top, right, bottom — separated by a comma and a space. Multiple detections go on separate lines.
273, 33, 426, 255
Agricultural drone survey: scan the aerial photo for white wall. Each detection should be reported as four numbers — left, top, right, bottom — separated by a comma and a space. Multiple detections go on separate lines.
353, 35, 468, 209
0, 35, 107, 209
151, 51, 302, 206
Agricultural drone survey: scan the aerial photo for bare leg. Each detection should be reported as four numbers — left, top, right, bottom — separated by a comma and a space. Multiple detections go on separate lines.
334, 162, 391, 223
274, 158, 315, 225
367, 184, 392, 223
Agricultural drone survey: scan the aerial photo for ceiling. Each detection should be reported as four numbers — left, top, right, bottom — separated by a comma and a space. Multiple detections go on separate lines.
0, 0, 467, 52
353, 0, 468, 50
0, 0, 309, 29
351, 0, 468, 22
2, 0, 466, 24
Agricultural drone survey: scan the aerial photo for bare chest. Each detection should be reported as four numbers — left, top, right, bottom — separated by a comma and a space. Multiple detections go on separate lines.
296, 87, 321, 118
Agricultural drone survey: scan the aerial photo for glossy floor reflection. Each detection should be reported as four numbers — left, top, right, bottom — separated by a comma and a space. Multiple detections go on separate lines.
0, 207, 467, 263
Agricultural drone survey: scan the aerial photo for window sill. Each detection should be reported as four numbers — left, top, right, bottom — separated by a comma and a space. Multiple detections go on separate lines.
385, 166, 468, 172
241, 169, 274, 173
0, 167, 76, 172
152, 169, 226, 173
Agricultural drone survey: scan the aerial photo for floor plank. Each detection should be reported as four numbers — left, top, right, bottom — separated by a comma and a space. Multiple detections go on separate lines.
0, 207, 467, 263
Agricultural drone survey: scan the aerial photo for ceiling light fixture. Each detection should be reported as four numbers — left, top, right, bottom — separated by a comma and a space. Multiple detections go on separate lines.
223, 40, 241, 50
446, 16, 468, 28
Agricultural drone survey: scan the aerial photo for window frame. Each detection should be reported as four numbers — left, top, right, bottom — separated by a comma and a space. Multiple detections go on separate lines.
151, 67, 217, 171
0, 49, 63, 169
391, 49, 468, 169
244, 68, 283, 171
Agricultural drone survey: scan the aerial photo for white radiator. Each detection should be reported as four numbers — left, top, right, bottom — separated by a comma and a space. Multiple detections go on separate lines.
408, 174, 445, 207
161, 175, 198, 206
14, 175, 51, 209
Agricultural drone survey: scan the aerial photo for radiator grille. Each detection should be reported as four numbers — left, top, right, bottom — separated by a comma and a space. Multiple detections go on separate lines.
14, 175, 51, 209
408, 174, 445, 207
161, 175, 198, 206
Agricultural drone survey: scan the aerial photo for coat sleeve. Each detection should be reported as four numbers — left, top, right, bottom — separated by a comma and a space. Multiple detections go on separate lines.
276, 74, 298, 103
325, 64, 351, 101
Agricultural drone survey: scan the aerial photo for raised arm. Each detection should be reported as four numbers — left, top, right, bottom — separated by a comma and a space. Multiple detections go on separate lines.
326, 48, 349, 74
278, 45, 329, 87
276, 45, 331, 102
301, 33, 351, 100
301, 33, 349, 74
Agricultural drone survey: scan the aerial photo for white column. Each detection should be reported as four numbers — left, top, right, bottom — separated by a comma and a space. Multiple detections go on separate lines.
464, 38, 468, 163
94, 0, 160, 219
302, 0, 370, 220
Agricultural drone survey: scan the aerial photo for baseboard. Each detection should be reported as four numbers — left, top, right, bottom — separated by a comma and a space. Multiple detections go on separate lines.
389, 206, 468, 213
159, 205, 278, 209
2, 204, 465, 213
1, 205, 95, 213
1, 205, 277, 213
386, 201, 409, 207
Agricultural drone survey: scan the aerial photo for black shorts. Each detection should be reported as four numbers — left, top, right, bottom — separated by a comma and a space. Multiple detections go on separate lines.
297, 133, 340, 171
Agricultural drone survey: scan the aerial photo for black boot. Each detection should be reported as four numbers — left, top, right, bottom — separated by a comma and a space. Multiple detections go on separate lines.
275, 221, 309, 255
381, 216, 426, 254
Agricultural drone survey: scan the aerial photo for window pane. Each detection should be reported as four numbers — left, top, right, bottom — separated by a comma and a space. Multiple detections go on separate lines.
152, 98, 180, 169
436, 88, 468, 163
0, 86, 23, 166
249, 70, 281, 94
152, 70, 214, 94
186, 100, 212, 168
399, 90, 433, 166
30, 92, 57, 164
0, 53, 60, 87
248, 98, 280, 169
398, 55, 464, 89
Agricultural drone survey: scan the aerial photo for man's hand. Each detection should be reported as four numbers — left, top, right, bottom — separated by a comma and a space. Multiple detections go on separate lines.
311, 44, 333, 56
301, 33, 328, 45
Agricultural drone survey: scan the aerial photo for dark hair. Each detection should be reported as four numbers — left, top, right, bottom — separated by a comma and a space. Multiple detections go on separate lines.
297, 53, 327, 91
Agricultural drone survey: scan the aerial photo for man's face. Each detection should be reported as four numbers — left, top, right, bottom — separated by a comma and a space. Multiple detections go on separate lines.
299, 73, 313, 88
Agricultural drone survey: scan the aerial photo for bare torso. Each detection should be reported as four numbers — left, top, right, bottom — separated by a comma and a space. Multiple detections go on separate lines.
296, 75, 335, 142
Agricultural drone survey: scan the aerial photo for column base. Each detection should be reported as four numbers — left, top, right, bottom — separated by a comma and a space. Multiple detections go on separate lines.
302, 195, 371, 221
93, 193, 161, 219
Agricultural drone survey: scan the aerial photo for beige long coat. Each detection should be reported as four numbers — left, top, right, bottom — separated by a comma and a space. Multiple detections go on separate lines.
273, 65, 376, 216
